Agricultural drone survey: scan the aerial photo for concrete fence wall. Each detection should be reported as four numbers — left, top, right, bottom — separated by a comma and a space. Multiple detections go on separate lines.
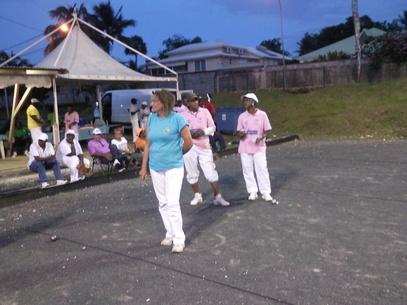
171, 59, 407, 93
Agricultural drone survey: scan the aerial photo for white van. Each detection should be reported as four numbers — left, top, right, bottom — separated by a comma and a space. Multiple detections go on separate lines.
101, 88, 192, 126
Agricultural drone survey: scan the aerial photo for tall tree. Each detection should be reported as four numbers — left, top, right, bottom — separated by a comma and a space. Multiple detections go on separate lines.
123, 35, 147, 69
397, 10, 407, 29
0, 51, 30, 67
297, 15, 389, 55
92, 1, 136, 53
159, 34, 202, 59
44, 4, 100, 55
260, 38, 290, 56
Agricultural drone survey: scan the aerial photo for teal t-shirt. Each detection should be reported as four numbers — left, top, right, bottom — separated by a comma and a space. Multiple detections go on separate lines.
148, 112, 188, 171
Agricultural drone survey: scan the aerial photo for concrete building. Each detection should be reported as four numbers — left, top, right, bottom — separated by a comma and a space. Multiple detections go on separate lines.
144, 40, 292, 75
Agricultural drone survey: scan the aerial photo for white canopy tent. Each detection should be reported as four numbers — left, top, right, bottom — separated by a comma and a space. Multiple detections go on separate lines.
0, 11, 178, 156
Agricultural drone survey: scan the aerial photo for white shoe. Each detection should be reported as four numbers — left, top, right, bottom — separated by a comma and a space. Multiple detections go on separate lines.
248, 192, 258, 200
24, 150, 29, 157
262, 193, 279, 204
12, 152, 17, 158
41, 182, 50, 189
113, 159, 120, 167
118, 168, 126, 173
56, 180, 68, 186
213, 194, 230, 206
172, 244, 185, 253
161, 237, 173, 246
190, 193, 203, 205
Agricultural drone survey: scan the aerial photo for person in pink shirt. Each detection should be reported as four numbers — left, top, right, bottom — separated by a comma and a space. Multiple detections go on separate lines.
64, 105, 79, 139
237, 93, 279, 204
181, 93, 230, 207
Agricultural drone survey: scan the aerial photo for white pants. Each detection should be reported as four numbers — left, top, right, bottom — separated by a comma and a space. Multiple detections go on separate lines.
240, 152, 271, 195
30, 127, 42, 143
60, 156, 90, 182
131, 119, 140, 142
183, 145, 218, 184
150, 167, 185, 245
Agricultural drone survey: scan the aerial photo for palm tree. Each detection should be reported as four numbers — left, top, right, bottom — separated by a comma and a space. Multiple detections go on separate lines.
44, 4, 100, 55
0, 51, 30, 67
397, 10, 407, 29
92, 1, 136, 53
123, 35, 147, 69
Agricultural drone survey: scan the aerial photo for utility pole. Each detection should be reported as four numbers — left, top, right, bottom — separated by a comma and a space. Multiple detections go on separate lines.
279, 0, 287, 90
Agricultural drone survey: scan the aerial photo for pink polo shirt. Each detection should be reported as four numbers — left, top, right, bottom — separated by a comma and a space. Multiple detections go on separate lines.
237, 109, 272, 154
181, 107, 215, 150
64, 111, 79, 132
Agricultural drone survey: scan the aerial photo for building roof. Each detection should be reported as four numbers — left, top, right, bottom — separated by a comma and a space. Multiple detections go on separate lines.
146, 40, 292, 68
296, 28, 386, 62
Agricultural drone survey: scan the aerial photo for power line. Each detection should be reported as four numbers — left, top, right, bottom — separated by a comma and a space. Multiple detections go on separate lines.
0, 14, 43, 32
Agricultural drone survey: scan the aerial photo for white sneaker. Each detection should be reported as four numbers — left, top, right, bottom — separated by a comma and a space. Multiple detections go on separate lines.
12, 152, 17, 158
24, 150, 29, 157
213, 194, 230, 206
190, 193, 203, 205
56, 180, 68, 186
161, 237, 173, 246
172, 244, 185, 253
113, 159, 120, 167
248, 192, 258, 200
41, 182, 50, 189
262, 193, 279, 204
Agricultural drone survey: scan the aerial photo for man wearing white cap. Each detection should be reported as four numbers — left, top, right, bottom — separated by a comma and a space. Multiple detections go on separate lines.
57, 129, 91, 182
139, 101, 150, 129
26, 98, 45, 143
237, 93, 279, 204
27, 133, 67, 188
87, 128, 125, 171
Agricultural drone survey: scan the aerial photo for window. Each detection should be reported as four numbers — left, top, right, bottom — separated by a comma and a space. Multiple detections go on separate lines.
194, 60, 206, 72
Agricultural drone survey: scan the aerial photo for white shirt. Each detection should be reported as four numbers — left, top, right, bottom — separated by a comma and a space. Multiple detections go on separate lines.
27, 142, 55, 167
111, 137, 129, 152
129, 104, 139, 123
56, 138, 83, 163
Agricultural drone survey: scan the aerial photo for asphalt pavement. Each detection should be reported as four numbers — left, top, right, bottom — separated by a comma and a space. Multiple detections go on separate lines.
0, 140, 406, 305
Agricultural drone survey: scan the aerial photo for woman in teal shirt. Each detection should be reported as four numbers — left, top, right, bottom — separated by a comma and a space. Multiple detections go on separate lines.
140, 90, 193, 253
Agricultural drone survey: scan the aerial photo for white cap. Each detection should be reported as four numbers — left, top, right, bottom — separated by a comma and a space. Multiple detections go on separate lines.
241, 93, 259, 105
93, 128, 102, 135
66, 129, 76, 136
38, 133, 48, 141
142, 101, 148, 106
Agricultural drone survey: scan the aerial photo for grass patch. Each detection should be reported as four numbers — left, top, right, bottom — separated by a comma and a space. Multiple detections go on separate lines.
210, 77, 407, 141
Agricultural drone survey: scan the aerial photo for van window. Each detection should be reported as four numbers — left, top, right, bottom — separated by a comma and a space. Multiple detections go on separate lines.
102, 93, 112, 123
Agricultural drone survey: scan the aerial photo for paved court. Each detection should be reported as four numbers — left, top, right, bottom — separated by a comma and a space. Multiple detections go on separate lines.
0, 140, 406, 305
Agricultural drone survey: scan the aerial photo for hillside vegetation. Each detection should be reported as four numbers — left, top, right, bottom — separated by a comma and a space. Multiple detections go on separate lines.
211, 77, 407, 141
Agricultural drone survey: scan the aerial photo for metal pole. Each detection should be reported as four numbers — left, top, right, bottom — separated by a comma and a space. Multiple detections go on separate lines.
278, 0, 286, 90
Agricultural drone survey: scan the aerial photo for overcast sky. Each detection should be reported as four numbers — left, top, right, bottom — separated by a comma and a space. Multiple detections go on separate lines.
0, 0, 405, 65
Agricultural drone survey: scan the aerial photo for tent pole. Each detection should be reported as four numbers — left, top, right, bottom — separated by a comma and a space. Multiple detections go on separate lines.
52, 78, 60, 146
95, 85, 103, 123
8, 85, 32, 157
0, 18, 75, 67
77, 18, 178, 77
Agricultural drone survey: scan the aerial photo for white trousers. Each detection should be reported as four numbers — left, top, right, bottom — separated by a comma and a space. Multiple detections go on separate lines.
183, 145, 219, 184
131, 119, 140, 142
60, 156, 90, 182
240, 152, 271, 195
150, 167, 185, 245
30, 127, 42, 143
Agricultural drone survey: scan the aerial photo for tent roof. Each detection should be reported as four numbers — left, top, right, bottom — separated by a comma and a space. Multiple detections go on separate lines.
34, 24, 175, 85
